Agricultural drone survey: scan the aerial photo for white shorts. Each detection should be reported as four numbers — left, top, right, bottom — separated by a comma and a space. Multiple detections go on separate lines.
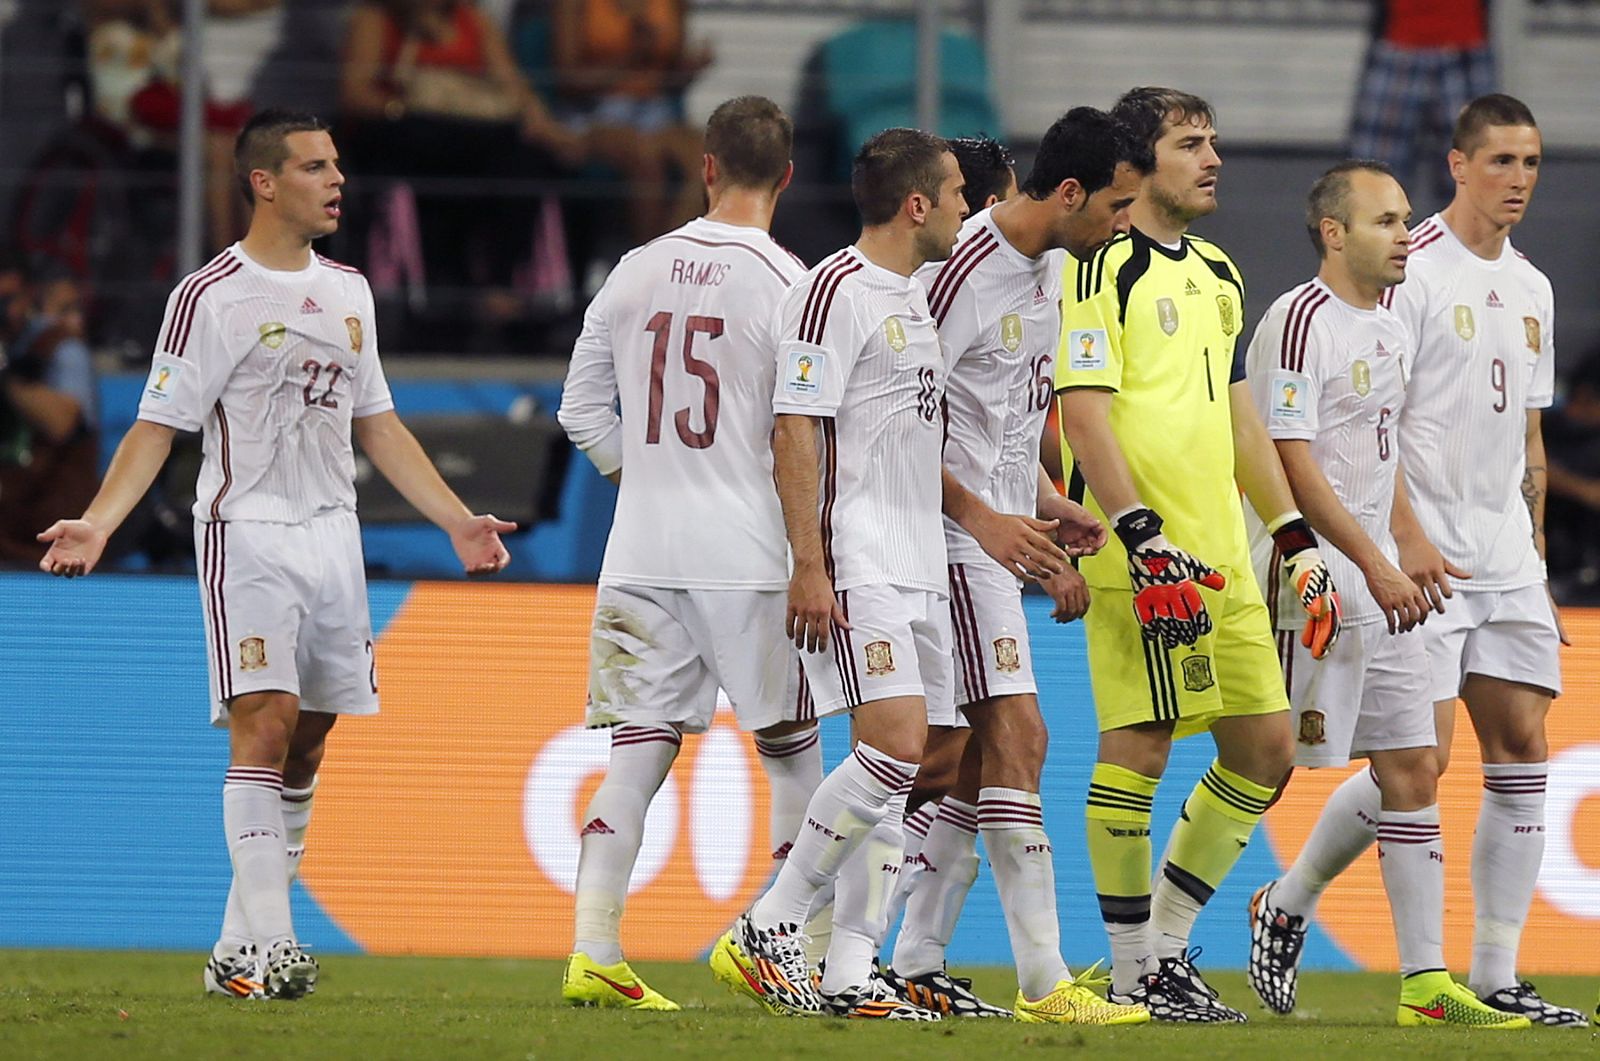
947, 561, 1037, 709
195, 511, 379, 726
1420, 583, 1563, 702
1278, 621, 1434, 768
585, 583, 798, 734
794, 583, 956, 724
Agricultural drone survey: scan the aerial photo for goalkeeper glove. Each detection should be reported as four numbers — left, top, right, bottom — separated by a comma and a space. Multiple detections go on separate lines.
1114, 506, 1227, 650
1270, 512, 1342, 659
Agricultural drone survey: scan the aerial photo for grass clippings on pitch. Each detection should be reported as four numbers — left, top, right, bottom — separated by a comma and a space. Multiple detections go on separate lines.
1, 951, 1596, 1060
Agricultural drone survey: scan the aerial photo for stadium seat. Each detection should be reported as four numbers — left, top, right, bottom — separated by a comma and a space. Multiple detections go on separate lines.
818, 18, 1001, 179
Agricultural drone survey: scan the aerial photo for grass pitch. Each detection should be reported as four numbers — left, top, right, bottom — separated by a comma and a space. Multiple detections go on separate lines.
1, 951, 1595, 1059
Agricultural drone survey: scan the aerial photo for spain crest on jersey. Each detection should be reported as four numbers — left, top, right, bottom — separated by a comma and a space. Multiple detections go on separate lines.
1454, 305, 1476, 341
883, 317, 907, 352
1157, 298, 1179, 336
1524, 316, 1542, 354
1216, 294, 1236, 337
1000, 313, 1023, 352
345, 315, 364, 355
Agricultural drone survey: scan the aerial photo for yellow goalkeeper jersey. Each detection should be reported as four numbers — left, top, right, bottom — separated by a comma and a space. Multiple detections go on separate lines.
1054, 227, 1250, 588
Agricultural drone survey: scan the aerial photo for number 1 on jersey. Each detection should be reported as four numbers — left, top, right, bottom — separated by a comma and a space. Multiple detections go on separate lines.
645, 311, 724, 449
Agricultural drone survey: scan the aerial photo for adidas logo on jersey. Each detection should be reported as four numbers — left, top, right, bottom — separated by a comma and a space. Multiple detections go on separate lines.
1033, 283, 1048, 306
1375, 340, 1392, 357
1485, 290, 1504, 309
301, 297, 323, 315
579, 818, 614, 837
1185, 278, 1202, 295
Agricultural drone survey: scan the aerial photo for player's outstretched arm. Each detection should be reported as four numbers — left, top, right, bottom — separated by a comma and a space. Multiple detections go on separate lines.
1275, 439, 1426, 635
942, 468, 1068, 581
773, 412, 845, 653
1231, 384, 1342, 657
38, 418, 176, 578
1390, 462, 1469, 613
353, 411, 514, 576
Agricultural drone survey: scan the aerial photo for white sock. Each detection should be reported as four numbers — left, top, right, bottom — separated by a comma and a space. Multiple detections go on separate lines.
884, 799, 939, 935
1376, 805, 1446, 976
1470, 762, 1547, 995
979, 787, 1071, 999
222, 766, 294, 954
1275, 767, 1380, 919
755, 727, 823, 862
751, 741, 917, 930
216, 777, 317, 957
802, 884, 834, 968
572, 724, 680, 965
1106, 921, 1151, 996
890, 797, 978, 978
821, 787, 908, 995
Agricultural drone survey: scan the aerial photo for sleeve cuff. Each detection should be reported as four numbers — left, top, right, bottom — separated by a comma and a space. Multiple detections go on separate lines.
136, 410, 200, 433
581, 425, 624, 476
352, 399, 396, 418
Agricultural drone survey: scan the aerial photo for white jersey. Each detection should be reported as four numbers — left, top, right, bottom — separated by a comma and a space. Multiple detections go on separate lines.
915, 208, 1063, 567
1381, 213, 1555, 591
136, 245, 394, 524
1247, 278, 1410, 627
558, 218, 807, 590
772, 246, 947, 595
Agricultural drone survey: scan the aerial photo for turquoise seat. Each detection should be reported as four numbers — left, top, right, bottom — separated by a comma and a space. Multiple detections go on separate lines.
819, 18, 1001, 178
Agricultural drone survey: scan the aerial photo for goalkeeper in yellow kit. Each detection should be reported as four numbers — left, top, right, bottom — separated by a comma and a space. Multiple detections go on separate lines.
1053, 88, 1341, 1023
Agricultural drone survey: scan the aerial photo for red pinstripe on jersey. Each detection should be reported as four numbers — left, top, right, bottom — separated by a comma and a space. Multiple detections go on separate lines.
164, 253, 242, 357
1281, 284, 1330, 373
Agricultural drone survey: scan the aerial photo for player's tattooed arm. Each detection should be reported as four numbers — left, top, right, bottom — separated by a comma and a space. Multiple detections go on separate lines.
1524, 410, 1548, 559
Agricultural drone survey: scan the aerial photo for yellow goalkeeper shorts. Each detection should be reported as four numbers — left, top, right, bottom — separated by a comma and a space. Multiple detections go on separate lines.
1079, 564, 1289, 739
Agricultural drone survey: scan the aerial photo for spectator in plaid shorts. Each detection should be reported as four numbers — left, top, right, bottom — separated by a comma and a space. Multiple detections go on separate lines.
1348, 0, 1497, 203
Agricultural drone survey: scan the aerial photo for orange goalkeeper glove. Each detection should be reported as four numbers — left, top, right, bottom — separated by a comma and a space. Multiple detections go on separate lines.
1270, 513, 1342, 659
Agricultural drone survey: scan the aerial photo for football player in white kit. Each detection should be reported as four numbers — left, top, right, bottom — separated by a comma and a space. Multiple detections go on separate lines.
37, 111, 516, 1000
1253, 95, 1587, 1027
711, 128, 982, 1021
882, 110, 1151, 1026
1242, 161, 1528, 1029
556, 96, 821, 1011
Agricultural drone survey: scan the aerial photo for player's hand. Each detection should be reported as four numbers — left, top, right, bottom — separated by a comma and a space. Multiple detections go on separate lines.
1271, 515, 1342, 659
1363, 556, 1429, 634
969, 507, 1069, 581
1042, 564, 1090, 623
1036, 493, 1108, 557
37, 518, 108, 578
450, 513, 516, 576
1395, 529, 1470, 613
787, 562, 847, 653
1115, 507, 1225, 650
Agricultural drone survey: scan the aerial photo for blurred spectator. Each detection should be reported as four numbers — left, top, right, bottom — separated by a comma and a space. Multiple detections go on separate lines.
551, 0, 710, 242
0, 257, 100, 568
202, 1, 287, 249
340, 0, 583, 320
1543, 352, 1600, 599
1348, 0, 1497, 203
82, 0, 182, 150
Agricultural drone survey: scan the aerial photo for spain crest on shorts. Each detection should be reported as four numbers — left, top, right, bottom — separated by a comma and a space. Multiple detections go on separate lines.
1524, 316, 1542, 354
345, 315, 364, 355
239, 636, 268, 672
1298, 709, 1327, 745
993, 636, 1021, 674
1180, 653, 1214, 692
864, 640, 895, 677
